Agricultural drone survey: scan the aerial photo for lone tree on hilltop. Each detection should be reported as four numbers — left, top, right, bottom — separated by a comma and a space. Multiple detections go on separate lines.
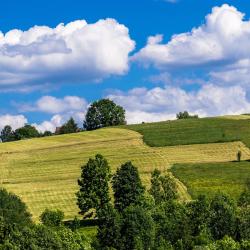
84, 99, 126, 131
76, 154, 111, 218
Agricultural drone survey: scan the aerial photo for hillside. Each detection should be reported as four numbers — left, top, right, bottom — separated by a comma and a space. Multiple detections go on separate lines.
1, 116, 250, 221
127, 116, 250, 147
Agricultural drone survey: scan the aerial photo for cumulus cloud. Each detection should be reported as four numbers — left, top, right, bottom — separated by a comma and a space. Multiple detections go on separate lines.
133, 4, 250, 70
17, 95, 88, 133
108, 84, 250, 124
33, 111, 85, 133
0, 114, 27, 130
19, 95, 88, 114
0, 19, 135, 91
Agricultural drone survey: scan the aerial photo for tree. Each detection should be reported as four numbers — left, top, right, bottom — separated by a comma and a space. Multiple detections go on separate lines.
95, 203, 121, 250
237, 150, 242, 162
149, 169, 178, 204
0, 188, 32, 227
43, 131, 53, 137
112, 162, 145, 212
120, 205, 155, 250
187, 195, 210, 237
76, 154, 111, 218
176, 111, 198, 120
209, 193, 237, 240
84, 99, 126, 131
238, 179, 250, 207
236, 207, 250, 241
40, 209, 64, 227
152, 200, 191, 248
15, 124, 40, 140
59, 117, 78, 134
0, 125, 15, 142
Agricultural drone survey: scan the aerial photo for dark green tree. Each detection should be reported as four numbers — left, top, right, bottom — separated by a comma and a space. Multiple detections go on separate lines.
120, 205, 155, 250
176, 111, 198, 119
0, 188, 32, 228
84, 99, 126, 131
43, 130, 53, 137
236, 207, 250, 241
152, 200, 191, 248
95, 203, 121, 250
59, 117, 78, 134
209, 193, 237, 240
187, 195, 210, 237
0, 125, 15, 142
76, 154, 111, 218
149, 169, 178, 204
40, 209, 64, 227
15, 124, 40, 140
238, 179, 250, 207
112, 162, 145, 212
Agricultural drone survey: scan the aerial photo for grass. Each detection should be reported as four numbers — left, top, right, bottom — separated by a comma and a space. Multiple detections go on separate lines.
1, 127, 248, 221
171, 161, 250, 200
126, 117, 250, 147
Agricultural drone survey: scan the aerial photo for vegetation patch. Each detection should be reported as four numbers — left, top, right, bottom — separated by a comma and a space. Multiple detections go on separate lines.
126, 117, 250, 147
1, 127, 248, 220
171, 161, 250, 199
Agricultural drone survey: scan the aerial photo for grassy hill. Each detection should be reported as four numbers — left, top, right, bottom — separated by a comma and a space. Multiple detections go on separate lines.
1, 116, 250, 221
171, 161, 250, 199
127, 116, 250, 147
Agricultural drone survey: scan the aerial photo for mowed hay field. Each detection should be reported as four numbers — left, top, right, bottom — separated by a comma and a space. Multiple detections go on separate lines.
1, 127, 249, 221
171, 161, 250, 200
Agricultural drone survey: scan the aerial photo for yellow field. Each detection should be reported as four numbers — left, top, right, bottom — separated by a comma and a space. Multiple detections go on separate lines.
1, 128, 249, 221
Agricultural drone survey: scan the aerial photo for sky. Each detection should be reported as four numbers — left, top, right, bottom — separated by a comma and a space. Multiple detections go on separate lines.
1, 0, 250, 132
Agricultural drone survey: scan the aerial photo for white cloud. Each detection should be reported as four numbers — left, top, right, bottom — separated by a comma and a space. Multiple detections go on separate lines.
108, 84, 250, 124
0, 19, 135, 91
0, 114, 27, 130
20, 95, 88, 114
33, 111, 85, 133
133, 4, 250, 69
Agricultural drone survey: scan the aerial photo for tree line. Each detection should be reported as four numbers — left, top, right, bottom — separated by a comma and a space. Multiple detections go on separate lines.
1, 99, 198, 143
0, 99, 126, 143
1, 154, 249, 249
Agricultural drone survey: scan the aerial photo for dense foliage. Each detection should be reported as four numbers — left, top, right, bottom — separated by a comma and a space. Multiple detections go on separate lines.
1, 154, 249, 249
58, 117, 79, 134
76, 154, 111, 218
0, 124, 52, 143
0, 188, 32, 228
112, 161, 145, 212
84, 99, 126, 131
176, 111, 199, 120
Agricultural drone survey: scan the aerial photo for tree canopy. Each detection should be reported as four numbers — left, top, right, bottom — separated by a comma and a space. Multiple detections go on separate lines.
176, 111, 199, 119
76, 154, 111, 218
0, 188, 32, 227
15, 124, 40, 140
58, 117, 79, 134
112, 161, 145, 212
84, 99, 126, 131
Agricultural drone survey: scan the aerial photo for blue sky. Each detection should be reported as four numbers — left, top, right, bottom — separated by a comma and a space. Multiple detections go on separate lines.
1, 0, 250, 131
